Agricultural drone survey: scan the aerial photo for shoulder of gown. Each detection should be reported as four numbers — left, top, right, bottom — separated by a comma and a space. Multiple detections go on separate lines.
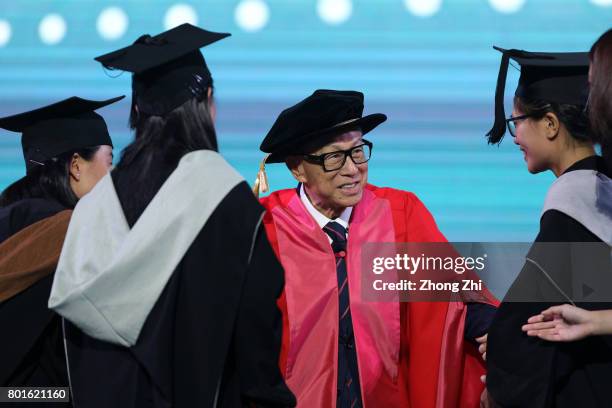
0, 198, 66, 242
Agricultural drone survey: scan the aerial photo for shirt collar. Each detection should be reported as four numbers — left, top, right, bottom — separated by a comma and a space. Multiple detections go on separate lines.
299, 183, 352, 230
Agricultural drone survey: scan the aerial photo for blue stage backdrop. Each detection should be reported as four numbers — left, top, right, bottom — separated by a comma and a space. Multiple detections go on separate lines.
0, 1, 610, 241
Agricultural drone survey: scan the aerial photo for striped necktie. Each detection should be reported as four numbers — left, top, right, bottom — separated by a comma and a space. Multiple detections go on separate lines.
323, 221, 363, 408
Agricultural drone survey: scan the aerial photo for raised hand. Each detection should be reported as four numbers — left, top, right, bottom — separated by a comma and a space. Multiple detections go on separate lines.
522, 304, 600, 342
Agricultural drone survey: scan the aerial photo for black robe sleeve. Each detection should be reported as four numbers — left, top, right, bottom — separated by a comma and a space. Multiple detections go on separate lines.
233, 226, 297, 408
465, 303, 497, 340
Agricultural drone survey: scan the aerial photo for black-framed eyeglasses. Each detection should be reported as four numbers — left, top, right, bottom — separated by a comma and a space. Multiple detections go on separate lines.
505, 114, 534, 137
303, 140, 373, 172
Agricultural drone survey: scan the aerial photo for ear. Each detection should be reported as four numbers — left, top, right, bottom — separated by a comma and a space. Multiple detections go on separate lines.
286, 156, 308, 184
69, 153, 81, 181
206, 87, 216, 122
543, 112, 560, 140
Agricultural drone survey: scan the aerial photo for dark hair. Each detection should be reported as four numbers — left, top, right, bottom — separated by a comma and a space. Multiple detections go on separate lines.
589, 29, 612, 164
118, 88, 217, 172
514, 96, 593, 143
0, 146, 101, 208
112, 79, 217, 226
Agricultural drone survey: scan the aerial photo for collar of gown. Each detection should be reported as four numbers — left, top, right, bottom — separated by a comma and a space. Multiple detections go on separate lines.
299, 183, 352, 232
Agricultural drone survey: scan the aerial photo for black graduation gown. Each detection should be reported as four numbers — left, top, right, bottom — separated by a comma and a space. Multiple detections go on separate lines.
64, 153, 296, 408
0, 198, 70, 407
487, 156, 612, 408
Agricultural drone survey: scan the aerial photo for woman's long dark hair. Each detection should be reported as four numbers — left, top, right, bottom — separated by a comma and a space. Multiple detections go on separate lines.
118, 90, 217, 173
0, 147, 101, 209
514, 96, 593, 144
589, 29, 612, 165
112, 78, 218, 225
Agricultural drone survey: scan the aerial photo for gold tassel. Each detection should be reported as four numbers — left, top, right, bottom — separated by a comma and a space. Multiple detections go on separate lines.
252, 154, 270, 198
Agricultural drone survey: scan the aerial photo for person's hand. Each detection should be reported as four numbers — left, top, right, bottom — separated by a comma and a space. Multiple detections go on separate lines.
480, 387, 492, 408
479, 375, 498, 407
476, 334, 487, 361
522, 304, 596, 342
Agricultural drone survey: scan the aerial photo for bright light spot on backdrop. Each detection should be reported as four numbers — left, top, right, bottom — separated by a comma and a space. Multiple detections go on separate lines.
0, 20, 11, 47
488, 0, 526, 13
590, 0, 612, 6
164, 3, 198, 30
404, 0, 443, 17
39, 14, 67, 45
317, 0, 353, 25
235, 0, 270, 32
97, 7, 129, 41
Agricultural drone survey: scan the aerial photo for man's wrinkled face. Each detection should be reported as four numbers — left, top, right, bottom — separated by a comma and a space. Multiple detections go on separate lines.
288, 130, 368, 217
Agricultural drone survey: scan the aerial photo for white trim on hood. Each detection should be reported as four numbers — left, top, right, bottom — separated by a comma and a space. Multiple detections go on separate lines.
542, 169, 612, 246
49, 150, 244, 347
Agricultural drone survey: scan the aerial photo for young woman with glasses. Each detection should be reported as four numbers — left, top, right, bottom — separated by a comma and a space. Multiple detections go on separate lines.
485, 46, 612, 407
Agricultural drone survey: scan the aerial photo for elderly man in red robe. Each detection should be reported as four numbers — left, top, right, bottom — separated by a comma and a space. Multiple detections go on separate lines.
254, 89, 498, 408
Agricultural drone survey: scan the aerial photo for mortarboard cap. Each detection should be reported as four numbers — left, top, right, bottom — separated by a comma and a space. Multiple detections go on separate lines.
95, 23, 230, 116
260, 90, 386, 163
487, 46, 589, 144
0, 96, 124, 172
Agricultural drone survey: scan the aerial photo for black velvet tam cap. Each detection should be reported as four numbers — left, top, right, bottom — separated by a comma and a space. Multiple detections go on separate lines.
95, 23, 230, 116
487, 46, 589, 144
0, 96, 124, 172
260, 89, 387, 163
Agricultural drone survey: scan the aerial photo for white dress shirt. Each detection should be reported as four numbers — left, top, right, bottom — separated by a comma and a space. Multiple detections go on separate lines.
299, 183, 352, 243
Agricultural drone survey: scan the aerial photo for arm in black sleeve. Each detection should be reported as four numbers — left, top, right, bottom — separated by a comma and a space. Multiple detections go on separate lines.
234, 225, 296, 408
465, 303, 497, 340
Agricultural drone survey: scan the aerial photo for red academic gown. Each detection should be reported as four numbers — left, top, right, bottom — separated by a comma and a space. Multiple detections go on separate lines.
261, 184, 496, 408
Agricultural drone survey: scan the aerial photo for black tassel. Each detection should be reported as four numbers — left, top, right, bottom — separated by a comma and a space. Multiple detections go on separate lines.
486, 49, 511, 145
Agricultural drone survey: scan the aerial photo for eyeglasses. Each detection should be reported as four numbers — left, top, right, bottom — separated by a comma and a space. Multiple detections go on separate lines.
303, 140, 373, 172
505, 114, 534, 137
